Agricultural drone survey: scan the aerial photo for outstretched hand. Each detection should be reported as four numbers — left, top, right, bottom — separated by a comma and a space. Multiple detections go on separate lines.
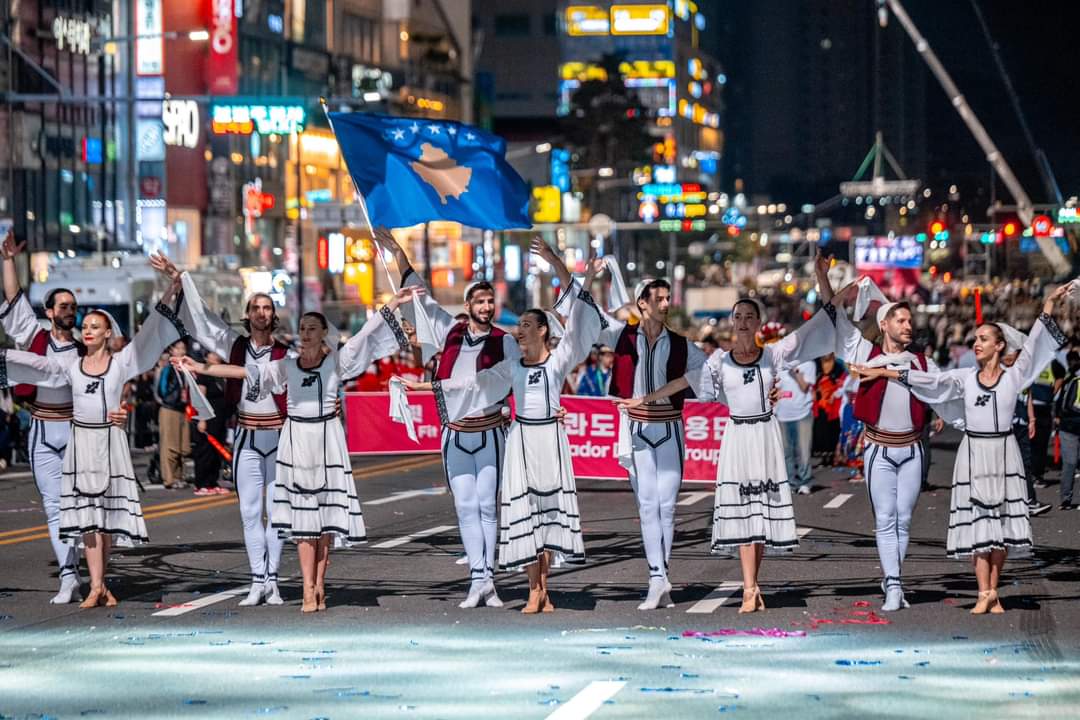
1, 230, 25, 261
387, 285, 424, 310
171, 355, 204, 375
614, 396, 645, 411
1043, 282, 1071, 314
149, 253, 181, 282
529, 236, 558, 264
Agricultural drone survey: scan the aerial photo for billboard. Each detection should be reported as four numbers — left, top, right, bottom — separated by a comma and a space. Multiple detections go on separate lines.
853, 235, 924, 270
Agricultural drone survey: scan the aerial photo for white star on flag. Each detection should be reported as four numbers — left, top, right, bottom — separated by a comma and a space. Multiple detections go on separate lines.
390, 128, 406, 140
447, 126, 458, 136
409, 122, 420, 133
426, 124, 441, 135
465, 132, 476, 141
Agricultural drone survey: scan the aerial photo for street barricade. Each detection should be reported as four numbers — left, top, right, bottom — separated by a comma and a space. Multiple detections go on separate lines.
345, 392, 729, 484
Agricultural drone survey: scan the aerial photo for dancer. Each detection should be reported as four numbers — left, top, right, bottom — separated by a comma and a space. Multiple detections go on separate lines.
817, 263, 942, 612
174, 289, 414, 613
151, 255, 289, 606
0, 281, 186, 608
400, 241, 603, 613
0, 231, 127, 604
576, 275, 706, 610
853, 284, 1070, 614
376, 227, 521, 609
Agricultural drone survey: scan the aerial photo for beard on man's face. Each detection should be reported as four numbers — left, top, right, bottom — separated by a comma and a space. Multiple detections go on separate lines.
53, 313, 76, 331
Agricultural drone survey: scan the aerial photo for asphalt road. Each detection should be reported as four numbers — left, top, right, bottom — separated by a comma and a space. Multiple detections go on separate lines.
0, 432, 1078, 718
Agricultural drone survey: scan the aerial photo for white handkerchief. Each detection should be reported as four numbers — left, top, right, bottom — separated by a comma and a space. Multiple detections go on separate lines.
853, 276, 890, 321
181, 367, 216, 421
617, 408, 633, 470
603, 255, 631, 312
389, 378, 418, 443
412, 298, 440, 365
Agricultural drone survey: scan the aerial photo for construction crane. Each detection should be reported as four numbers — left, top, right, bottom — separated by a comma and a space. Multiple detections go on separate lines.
879, 0, 1071, 276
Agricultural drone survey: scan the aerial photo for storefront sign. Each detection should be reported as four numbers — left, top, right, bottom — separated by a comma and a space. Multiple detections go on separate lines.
205, 0, 239, 95
162, 100, 200, 149
53, 15, 92, 55
611, 4, 670, 35
212, 105, 305, 136
345, 394, 729, 483
135, 0, 164, 75
854, 235, 924, 270
565, 6, 610, 36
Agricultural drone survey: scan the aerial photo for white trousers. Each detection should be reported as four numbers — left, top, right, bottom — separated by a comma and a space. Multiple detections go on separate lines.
442, 427, 504, 581
30, 419, 79, 579
232, 428, 285, 583
628, 420, 684, 580
864, 441, 924, 584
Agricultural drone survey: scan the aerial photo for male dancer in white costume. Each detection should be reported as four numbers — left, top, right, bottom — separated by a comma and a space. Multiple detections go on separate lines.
0, 231, 127, 604
151, 255, 287, 606
817, 262, 943, 612
377, 228, 520, 608
556, 273, 705, 610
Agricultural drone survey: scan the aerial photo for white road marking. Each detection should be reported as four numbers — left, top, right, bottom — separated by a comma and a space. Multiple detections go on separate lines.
365, 488, 448, 506
797, 526, 813, 538
823, 493, 853, 509
0, 470, 34, 480
685, 581, 742, 614
372, 524, 457, 549
546, 680, 627, 720
152, 587, 249, 617
677, 491, 713, 506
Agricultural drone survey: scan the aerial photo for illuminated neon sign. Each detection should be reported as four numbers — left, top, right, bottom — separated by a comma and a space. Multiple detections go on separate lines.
611, 4, 670, 35
211, 105, 306, 136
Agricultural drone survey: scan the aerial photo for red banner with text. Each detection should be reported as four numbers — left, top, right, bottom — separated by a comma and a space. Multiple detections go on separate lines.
345, 393, 728, 484
204, 0, 239, 95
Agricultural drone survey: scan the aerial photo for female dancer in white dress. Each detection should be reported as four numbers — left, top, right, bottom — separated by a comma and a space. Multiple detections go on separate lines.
633, 285, 837, 612
401, 242, 603, 613
853, 285, 1070, 614
0, 286, 185, 608
176, 289, 416, 612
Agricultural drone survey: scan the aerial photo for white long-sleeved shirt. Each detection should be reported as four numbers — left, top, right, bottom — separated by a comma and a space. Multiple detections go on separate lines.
0, 289, 79, 413
0, 303, 182, 425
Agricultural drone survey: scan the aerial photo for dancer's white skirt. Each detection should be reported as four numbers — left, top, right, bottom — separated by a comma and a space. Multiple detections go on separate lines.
946, 433, 1032, 558
711, 417, 798, 554
498, 419, 585, 570
271, 418, 366, 546
59, 424, 148, 546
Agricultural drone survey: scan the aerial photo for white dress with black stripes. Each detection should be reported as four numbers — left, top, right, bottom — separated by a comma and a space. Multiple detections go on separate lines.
0, 303, 184, 545
433, 290, 602, 570
246, 308, 406, 545
901, 314, 1065, 558
700, 307, 837, 554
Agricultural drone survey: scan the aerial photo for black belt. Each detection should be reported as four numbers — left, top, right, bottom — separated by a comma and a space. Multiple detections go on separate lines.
288, 413, 337, 423
730, 412, 773, 425
72, 420, 112, 429
515, 415, 558, 426
966, 430, 1012, 439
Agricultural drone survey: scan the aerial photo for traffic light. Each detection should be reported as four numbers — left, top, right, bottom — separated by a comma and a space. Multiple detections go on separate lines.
929, 219, 945, 236
1002, 220, 1019, 237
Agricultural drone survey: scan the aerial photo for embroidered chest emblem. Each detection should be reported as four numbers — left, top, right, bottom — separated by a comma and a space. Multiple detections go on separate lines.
301, 375, 318, 388
975, 394, 991, 407
528, 370, 543, 385
84, 381, 100, 395
742, 369, 756, 385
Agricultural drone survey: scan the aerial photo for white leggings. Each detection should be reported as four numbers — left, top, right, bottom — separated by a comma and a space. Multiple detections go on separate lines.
232, 428, 285, 583
864, 441, 924, 584
629, 420, 684, 580
442, 427, 504, 581
30, 419, 78, 579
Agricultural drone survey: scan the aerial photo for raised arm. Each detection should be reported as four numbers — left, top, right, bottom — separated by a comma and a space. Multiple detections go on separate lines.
172, 355, 248, 380
338, 287, 417, 380
151, 254, 238, 359
1010, 286, 1070, 387
374, 227, 457, 344
813, 250, 835, 305
548, 261, 604, 377
550, 256, 625, 346
115, 294, 186, 381
0, 233, 48, 348
769, 302, 839, 367
402, 359, 514, 425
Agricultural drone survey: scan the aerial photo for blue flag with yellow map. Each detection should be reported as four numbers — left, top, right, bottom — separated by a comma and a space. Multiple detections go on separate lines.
328, 112, 532, 230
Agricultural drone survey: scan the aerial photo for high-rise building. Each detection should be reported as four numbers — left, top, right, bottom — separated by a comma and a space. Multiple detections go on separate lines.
719, 0, 926, 202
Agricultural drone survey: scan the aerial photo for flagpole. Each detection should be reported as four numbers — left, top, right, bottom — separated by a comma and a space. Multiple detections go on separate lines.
320, 99, 399, 295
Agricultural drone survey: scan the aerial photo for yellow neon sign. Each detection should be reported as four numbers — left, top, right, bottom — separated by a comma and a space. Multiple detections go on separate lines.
565, 6, 609, 36
610, 5, 670, 36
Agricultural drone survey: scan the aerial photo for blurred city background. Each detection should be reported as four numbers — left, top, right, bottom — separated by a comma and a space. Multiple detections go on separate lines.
1, 0, 1078, 340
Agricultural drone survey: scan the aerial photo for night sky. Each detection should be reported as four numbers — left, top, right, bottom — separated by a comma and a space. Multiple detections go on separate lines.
706, 1, 1080, 203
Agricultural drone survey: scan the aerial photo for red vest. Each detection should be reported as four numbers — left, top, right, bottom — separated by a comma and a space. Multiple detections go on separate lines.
13, 329, 84, 401
854, 344, 928, 430
224, 336, 288, 417
609, 324, 694, 410
434, 322, 506, 380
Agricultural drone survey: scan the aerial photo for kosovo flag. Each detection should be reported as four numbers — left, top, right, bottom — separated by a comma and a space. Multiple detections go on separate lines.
328, 112, 532, 230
